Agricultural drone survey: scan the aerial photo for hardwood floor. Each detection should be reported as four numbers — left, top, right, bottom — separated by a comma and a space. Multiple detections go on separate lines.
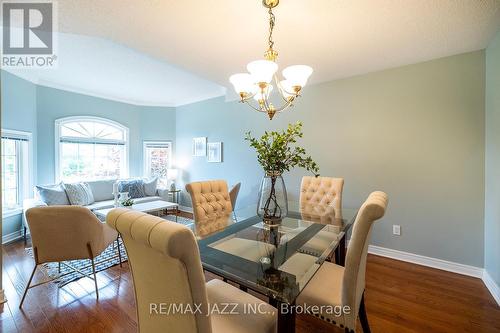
1, 237, 499, 333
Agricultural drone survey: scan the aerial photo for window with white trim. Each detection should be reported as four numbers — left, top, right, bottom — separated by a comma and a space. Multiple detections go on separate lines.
56, 117, 129, 182
143, 141, 172, 186
1, 129, 32, 216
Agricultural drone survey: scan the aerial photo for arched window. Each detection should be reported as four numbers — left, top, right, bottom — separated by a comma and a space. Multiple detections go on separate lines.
55, 116, 129, 182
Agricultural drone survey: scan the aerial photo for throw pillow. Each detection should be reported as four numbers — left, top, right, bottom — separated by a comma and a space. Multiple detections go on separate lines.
143, 177, 158, 196
118, 179, 146, 199
36, 183, 70, 205
64, 182, 95, 206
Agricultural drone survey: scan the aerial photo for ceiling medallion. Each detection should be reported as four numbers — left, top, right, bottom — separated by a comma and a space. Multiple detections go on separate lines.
229, 0, 313, 120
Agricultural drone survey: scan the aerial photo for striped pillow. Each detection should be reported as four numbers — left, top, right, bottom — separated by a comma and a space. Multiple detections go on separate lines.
63, 182, 95, 206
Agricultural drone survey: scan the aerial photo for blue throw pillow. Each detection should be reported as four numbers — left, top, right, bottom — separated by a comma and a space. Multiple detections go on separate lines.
36, 183, 70, 205
118, 179, 146, 199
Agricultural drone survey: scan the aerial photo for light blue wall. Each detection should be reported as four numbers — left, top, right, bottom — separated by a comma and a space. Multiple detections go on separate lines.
176, 51, 485, 267
36, 86, 176, 185
485, 31, 500, 286
0, 50, 489, 269
176, 96, 271, 209
1, 72, 175, 237
1, 71, 37, 236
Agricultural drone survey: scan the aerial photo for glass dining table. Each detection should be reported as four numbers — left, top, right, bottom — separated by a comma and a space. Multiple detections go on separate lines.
190, 202, 359, 333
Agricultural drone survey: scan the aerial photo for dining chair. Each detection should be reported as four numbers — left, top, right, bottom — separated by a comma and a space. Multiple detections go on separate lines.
296, 191, 388, 333
186, 180, 233, 236
106, 208, 277, 333
300, 176, 344, 223
186, 180, 275, 262
21, 206, 122, 308
185, 180, 234, 241
229, 182, 241, 220
296, 176, 344, 258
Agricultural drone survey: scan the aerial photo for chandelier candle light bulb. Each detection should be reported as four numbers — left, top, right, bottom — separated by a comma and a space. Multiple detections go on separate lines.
229, 0, 313, 120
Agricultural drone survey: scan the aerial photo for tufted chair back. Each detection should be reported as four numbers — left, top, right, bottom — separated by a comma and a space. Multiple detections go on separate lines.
300, 176, 344, 223
106, 208, 212, 333
186, 180, 233, 236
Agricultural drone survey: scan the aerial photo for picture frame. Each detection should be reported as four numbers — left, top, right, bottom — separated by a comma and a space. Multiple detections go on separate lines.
207, 142, 222, 163
192, 137, 207, 156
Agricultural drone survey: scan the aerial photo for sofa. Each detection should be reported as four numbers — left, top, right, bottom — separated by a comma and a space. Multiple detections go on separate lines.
22, 179, 169, 238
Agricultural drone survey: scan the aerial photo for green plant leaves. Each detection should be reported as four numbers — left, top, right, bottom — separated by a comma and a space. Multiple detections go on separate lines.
245, 121, 320, 176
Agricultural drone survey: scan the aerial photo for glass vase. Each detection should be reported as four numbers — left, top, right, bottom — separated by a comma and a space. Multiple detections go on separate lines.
257, 171, 288, 224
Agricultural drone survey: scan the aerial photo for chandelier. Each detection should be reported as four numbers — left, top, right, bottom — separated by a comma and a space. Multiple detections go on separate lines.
229, 0, 313, 120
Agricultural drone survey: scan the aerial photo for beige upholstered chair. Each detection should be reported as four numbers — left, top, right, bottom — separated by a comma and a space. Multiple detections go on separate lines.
296, 191, 388, 333
300, 176, 344, 223
229, 182, 241, 219
106, 208, 277, 333
186, 180, 233, 222
186, 180, 274, 261
21, 206, 122, 308
186, 180, 233, 236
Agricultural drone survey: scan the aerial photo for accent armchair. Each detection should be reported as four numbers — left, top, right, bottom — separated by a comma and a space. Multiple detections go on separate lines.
21, 206, 122, 308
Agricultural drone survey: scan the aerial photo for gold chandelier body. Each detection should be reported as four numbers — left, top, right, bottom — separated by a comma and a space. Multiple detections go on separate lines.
229, 0, 313, 120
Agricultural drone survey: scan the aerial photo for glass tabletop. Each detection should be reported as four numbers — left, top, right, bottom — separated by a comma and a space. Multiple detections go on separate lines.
194, 202, 358, 304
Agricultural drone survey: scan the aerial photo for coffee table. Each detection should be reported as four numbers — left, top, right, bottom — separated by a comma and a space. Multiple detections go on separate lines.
94, 200, 179, 222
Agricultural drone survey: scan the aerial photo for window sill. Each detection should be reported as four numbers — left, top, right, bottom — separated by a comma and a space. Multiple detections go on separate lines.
2, 208, 23, 218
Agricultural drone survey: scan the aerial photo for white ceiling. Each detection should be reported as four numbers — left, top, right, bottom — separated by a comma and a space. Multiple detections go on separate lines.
5, 0, 500, 106
4, 32, 225, 106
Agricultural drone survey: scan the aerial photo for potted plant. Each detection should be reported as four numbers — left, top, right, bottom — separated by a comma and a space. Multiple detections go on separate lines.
245, 121, 319, 225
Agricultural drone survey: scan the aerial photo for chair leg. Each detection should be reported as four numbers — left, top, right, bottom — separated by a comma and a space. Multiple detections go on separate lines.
58, 262, 61, 273
19, 264, 37, 308
116, 238, 123, 268
87, 243, 99, 299
90, 257, 99, 299
23, 226, 27, 243
359, 293, 371, 333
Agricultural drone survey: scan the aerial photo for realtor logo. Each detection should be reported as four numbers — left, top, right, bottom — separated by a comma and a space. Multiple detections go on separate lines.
1, 0, 57, 67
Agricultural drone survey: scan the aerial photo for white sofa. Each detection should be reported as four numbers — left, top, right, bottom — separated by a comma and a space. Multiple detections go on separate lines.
22, 179, 170, 239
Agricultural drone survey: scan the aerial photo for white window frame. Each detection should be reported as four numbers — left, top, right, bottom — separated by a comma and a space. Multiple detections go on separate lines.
54, 116, 130, 182
143, 141, 172, 180
1, 129, 34, 218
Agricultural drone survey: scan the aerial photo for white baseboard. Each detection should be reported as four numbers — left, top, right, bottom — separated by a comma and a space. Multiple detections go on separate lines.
367, 245, 483, 278
2, 230, 23, 244
0, 289, 6, 304
179, 205, 193, 213
482, 270, 500, 306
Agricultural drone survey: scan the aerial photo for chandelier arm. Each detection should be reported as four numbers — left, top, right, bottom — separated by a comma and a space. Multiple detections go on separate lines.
274, 75, 287, 104
258, 85, 273, 112
262, 95, 272, 112
274, 75, 300, 102
274, 75, 294, 104
273, 98, 294, 113
243, 99, 267, 113
241, 91, 258, 102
